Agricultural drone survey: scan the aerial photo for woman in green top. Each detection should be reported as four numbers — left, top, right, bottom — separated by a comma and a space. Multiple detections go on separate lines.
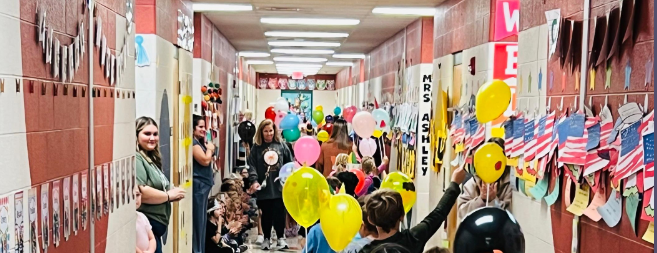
135, 117, 186, 253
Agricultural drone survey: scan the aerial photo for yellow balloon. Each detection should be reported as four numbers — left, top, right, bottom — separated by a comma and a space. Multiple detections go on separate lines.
320, 194, 362, 251
317, 130, 329, 142
316, 105, 324, 111
381, 172, 416, 213
204, 95, 211, 101
282, 167, 331, 227
475, 80, 511, 123
473, 143, 507, 184
372, 130, 383, 138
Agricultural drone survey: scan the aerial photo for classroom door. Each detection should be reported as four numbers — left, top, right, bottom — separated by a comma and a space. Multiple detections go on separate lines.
446, 63, 463, 251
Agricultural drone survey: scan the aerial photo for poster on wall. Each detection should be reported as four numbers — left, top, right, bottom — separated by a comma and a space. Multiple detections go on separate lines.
281, 91, 313, 123
28, 188, 38, 253
103, 164, 110, 215
52, 180, 60, 247
40, 184, 49, 251
62, 177, 70, 241
0, 196, 10, 252
72, 174, 79, 235
81, 171, 88, 231
114, 161, 120, 210
95, 166, 102, 219
15, 192, 24, 253
258, 77, 336, 91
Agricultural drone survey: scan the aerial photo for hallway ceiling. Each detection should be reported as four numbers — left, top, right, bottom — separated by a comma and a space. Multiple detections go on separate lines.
195, 0, 444, 74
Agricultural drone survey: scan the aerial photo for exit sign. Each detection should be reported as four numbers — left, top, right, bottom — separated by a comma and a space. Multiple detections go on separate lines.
291, 72, 304, 80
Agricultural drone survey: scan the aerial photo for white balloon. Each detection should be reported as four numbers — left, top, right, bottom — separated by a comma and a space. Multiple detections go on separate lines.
274, 99, 290, 112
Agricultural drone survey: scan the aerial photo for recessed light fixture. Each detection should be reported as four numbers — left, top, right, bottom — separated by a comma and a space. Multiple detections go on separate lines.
372, 7, 436, 16
332, 54, 366, 59
239, 52, 270, 57
261, 17, 360, 26
271, 49, 335, 55
193, 3, 253, 12
246, 60, 274, 65
276, 63, 323, 68
274, 57, 328, 63
269, 41, 341, 47
265, 31, 349, 38
326, 62, 354, 67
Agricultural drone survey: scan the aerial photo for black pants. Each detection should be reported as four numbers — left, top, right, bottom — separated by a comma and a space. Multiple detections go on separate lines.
257, 198, 286, 240
148, 217, 168, 253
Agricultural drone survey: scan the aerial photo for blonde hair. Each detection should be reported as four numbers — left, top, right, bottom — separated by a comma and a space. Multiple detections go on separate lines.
243, 110, 253, 121
136, 116, 163, 169
334, 153, 349, 173
253, 119, 282, 146
361, 156, 376, 174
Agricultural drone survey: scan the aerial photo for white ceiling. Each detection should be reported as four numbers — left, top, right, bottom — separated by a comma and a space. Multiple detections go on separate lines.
195, 0, 444, 74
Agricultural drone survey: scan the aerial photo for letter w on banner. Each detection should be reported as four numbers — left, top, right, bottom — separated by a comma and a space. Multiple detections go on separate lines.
494, 0, 520, 41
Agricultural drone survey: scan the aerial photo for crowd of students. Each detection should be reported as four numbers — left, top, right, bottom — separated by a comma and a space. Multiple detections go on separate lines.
133, 114, 511, 253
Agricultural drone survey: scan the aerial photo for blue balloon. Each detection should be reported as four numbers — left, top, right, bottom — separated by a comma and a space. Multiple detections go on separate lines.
280, 114, 300, 130
372, 109, 390, 130
334, 106, 342, 116
278, 162, 296, 186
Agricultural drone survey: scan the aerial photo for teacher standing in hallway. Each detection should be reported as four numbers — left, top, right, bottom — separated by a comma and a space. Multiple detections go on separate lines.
135, 117, 186, 253
192, 115, 216, 253
247, 119, 294, 250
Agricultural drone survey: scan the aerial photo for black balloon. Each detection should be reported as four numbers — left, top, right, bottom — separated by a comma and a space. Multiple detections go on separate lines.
453, 207, 525, 253
238, 121, 256, 143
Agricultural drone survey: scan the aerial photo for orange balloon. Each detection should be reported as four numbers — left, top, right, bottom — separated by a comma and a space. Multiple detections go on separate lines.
349, 168, 366, 193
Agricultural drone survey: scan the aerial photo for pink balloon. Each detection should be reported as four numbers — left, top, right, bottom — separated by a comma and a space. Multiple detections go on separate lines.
344, 106, 357, 123
352, 111, 376, 138
359, 138, 377, 157
293, 136, 321, 166
274, 111, 287, 128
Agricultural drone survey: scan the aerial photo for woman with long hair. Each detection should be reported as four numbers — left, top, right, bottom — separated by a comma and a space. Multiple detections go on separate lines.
316, 118, 353, 177
246, 119, 294, 250
192, 115, 216, 253
135, 116, 186, 253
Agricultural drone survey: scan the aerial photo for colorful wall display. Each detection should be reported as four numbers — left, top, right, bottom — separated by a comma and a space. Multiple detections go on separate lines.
257, 74, 337, 91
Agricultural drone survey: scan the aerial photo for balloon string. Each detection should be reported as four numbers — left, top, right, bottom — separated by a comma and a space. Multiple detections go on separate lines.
486, 184, 490, 207
378, 137, 383, 163
304, 226, 308, 253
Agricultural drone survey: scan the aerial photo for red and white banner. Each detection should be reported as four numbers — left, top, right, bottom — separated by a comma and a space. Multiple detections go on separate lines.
494, 0, 520, 41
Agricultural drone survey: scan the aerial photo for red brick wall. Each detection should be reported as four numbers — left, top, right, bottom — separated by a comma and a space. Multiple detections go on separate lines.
434, 0, 491, 58
336, 68, 351, 90
135, 0, 192, 45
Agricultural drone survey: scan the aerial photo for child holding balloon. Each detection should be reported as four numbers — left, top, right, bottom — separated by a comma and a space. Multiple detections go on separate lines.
359, 164, 466, 253
356, 156, 389, 197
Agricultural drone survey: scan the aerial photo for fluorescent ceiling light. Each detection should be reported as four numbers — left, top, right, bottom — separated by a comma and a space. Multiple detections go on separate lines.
372, 7, 436, 16
193, 3, 253, 12
265, 31, 349, 38
326, 62, 354, 67
333, 53, 366, 59
274, 57, 327, 63
239, 51, 270, 57
261, 17, 360, 26
276, 64, 323, 68
269, 41, 341, 47
246, 60, 274, 65
271, 49, 335, 55
276, 67, 323, 71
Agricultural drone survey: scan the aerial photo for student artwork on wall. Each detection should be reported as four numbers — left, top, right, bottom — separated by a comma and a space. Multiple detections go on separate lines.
72, 174, 79, 235
63, 177, 71, 241
81, 171, 88, 231
40, 184, 49, 251
28, 188, 38, 253
95, 166, 102, 220
14, 191, 24, 253
52, 180, 60, 247
103, 164, 110, 215
121, 162, 126, 205
0, 196, 9, 252
258, 77, 336, 90
113, 161, 119, 211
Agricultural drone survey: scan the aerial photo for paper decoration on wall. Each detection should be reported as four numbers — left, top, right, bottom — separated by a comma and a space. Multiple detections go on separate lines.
327, 80, 335, 90
316, 80, 326, 90
177, 10, 194, 52
529, 176, 548, 200
646, 59, 654, 87
95, 167, 102, 219
567, 184, 590, 216
614, 121, 643, 184
14, 191, 24, 252
590, 16, 607, 69
28, 188, 39, 253
626, 191, 640, 233
598, 189, 622, 227
549, 70, 554, 90
113, 162, 119, 210
558, 19, 571, 68
642, 222, 654, 244
589, 69, 596, 90
511, 117, 525, 158
307, 79, 316, 90
52, 180, 60, 247
524, 118, 537, 163
601, 8, 620, 64
278, 78, 288, 89
624, 60, 632, 90
103, 164, 110, 215
575, 71, 580, 91
517, 74, 523, 94
567, 21, 583, 73
46, 28, 53, 64
72, 174, 79, 235
0, 196, 9, 252
288, 79, 297, 90
126, 0, 134, 32
53, 39, 60, 78
268, 78, 278, 89
121, 163, 126, 205
297, 79, 307, 90
643, 188, 654, 221
63, 177, 70, 241
81, 171, 88, 231
40, 184, 49, 250
609, 0, 633, 59
583, 186, 606, 221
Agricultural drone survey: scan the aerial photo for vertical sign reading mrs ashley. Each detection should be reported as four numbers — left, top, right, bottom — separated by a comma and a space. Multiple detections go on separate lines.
419, 65, 433, 176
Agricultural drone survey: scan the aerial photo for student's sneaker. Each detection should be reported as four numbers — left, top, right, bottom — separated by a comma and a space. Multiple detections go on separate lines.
262, 239, 270, 250
277, 238, 289, 250
238, 245, 249, 253
256, 235, 264, 244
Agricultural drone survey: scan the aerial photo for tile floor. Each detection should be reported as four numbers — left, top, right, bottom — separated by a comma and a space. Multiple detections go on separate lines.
243, 228, 302, 253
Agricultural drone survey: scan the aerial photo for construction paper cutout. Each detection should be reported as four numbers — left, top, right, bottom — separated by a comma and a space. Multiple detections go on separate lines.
567, 21, 583, 73
510, 170, 517, 191
644, 132, 654, 163
528, 72, 532, 93
583, 186, 606, 221
561, 72, 566, 91
518, 179, 526, 196
511, 117, 525, 157
614, 121, 644, 184
624, 60, 632, 90
567, 184, 590, 216
605, 63, 612, 89
626, 192, 640, 234
584, 150, 609, 176
549, 70, 554, 90
538, 68, 543, 90
597, 189, 622, 227
559, 18, 571, 68
646, 59, 653, 87
590, 16, 607, 68
618, 102, 644, 129
529, 176, 548, 200
564, 177, 574, 207
525, 180, 536, 199
575, 71, 580, 91
642, 188, 654, 222
601, 8, 620, 63
645, 162, 655, 191
610, 0, 633, 59
622, 0, 637, 45
641, 222, 654, 244
546, 9, 561, 58
589, 69, 596, 90
518, 73, 523, 94
524, 119, 536, 160
545, 176, 560, 206
586, 122, 601, 150
504, 120, 515, 154
620, 121, 641, 156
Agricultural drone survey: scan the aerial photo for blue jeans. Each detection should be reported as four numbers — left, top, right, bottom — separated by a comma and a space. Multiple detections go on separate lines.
193, 180, 212, 253
148, 217, 167, 253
